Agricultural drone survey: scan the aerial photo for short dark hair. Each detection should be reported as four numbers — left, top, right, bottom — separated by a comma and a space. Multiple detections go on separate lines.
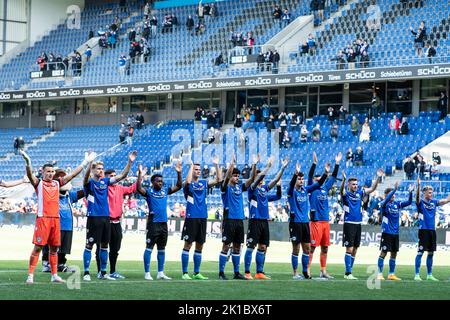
151, 174, 163, 183
104, 169, 115, 176
256, 169, 261, 175
314, 174, 321, 179
193, 163, 201, 167
232, 168, 240, 175
42, 163, 54, 170
297, 172, 304, 177
384, 188, 393, 195
348, 178, 358, 183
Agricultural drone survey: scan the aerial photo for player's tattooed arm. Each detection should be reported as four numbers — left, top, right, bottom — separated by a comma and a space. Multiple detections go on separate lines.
222, 155, 235, 192
364, 169, 384, 194
169, 161, 183, 194
340, 170, 347, 197
268, 157, 289, 190
19, 150, 39, 188
113, 151, 138, 183
63, 151, 97, 185
308, 152, 318, 185
137, 164, 148, 197
245, 153, 260, 190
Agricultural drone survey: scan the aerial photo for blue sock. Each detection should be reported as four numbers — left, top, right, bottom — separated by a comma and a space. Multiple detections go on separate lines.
143, 248, 152, 273
83, 248, 92, 272
301, 254, 309, 273
415, 252, 423, 275
244, 248, 253, 273
426, 253, 433, 276
389, 258, 396, 275
181, 249, 189, 274
291, 254, 299, 272
255, 249, 265, 273
232, 253, 240, 273
219, 251, 227, 274
350, 255, 355, 269
100, 248, 108, 272
193, 250, 202, 274
344, 253, 352, 274
377, 256, 385, 273
157, 250, 165, 273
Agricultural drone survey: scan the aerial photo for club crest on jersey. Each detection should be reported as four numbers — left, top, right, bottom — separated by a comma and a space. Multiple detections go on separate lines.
247, 238, 253, 243
146, 239, 151, 243
36, 237, 41, 243
344, 241, 349, 246
290, 236, 297, 241
222, 236, 227, 241
382, 246, 387, 251
183, 235, 189, 240
311, 240, 316, 245
88, 237, 94, 243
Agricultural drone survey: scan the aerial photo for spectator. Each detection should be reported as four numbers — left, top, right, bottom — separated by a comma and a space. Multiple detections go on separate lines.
278, 111, 287, 133
353, 146, 364, 166
330, 124, 338, 143
119, 123, 127, 143
108, 30, 117, 49
330, 50, 346, 70
272, 50, 280, 73
207, 127, 215, 144
327, 106, 336, 123
118, 53, 127, 75
262, 102, 270, 122
424, 42, 436, 63
88, 30, 94, 40
337, 105, 347, 124
307, 33, 316, 55
282, 9, 291, 27
388, 115, 400, 135
136, 113, 144, 129
245, 32, 255, 55
346, 148, 353, 167
317, 0, 325, 21
195, 107, 203, 121
197, 1, 204, 22
128, 28, 136, 42
359, 117, 371, 142
186, 15, 194, 32
399, 117, 409, 135
234, 113, 242, 128
410, 21, 426, 56
430, 161, 440, 181
241, 164, 250, 179
214, 54, 226, 69
346, 48, 356, 69
432, 152, 441, 165
371, 92, 381, 118
281, 130, 291, 148
273, 5, 283, 28
310, 0, 319, 22
437, 91, 448, 120
266, 114, 276, 130
202, 165, 210, 179
84, 45, 92, 62
300, 41, 309, 56
109, 101, 117, 113
300, 124, 309, 142
312, 123, 321, 142
360, 50, 370, 68
403, 157, 415, 179
210, 3, 218, 17
350, 116, 360, 136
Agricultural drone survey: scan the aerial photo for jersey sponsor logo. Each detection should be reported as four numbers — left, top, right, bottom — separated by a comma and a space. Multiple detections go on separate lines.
295, 195, 308, 203
257, 187, 267, 197
192, 182, 205, 191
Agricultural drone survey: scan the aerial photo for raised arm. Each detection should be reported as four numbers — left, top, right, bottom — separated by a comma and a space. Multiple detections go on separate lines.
340, 170, 347, 197
168, 161, 183, 195
438, 194, 450, 206
400, 184, 414, 208
416, 177, 421, 205
364, 169, 384, 195
268, 157, 289, 190
380, 182, 398, 208
62, 151, 97, 185
307, 152, 318, 186
208, 156, 222, 187
113, 151, 138, 183
244, 154, 260, 190
83, 162, 93, 187
19, 150, 39, 188
324, 152, 342, 191
0, 176, 28, 188
185, 161, 194, 185
136, 164, 148, 197
221, 155, 235, 192
251, 156, 273, 190
288, 163, 300, 196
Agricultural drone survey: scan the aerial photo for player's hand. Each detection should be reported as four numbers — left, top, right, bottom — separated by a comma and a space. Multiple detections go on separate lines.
281, 157, 289, 169
174, 161, 182, 173
394, 181, 398, 190
277, 179, 282, 186
267, 156, 274, 168
22, 175, 30, 183
295, 163, 301, 175
313, 151, 318, 164
129, 151, 138, 162
417, 176, 421, 185
230, 154, 236, 166
325, 163, 331, 173
212, 155, 220, 166
335, 152, 343, 164
342, 170, 347, 180
408, 184, 414, 192
376, 169, 384, 177
85, 151, 97, 163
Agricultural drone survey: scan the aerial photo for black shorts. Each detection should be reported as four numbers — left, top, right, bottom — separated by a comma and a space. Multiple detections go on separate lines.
418, 229, 437, 252
246, 219, 270, 247
342, 223, 361, 248
181, 218, 207, 244
222, 219, 245, 245
289, 222, 310, 244
146, 220, 168, 249
86, 216, 111, 246
59, 230, 73, 254
380, 233, 399, 252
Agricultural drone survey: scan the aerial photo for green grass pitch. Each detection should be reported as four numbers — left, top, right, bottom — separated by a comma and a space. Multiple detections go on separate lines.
0, 261, 449, 300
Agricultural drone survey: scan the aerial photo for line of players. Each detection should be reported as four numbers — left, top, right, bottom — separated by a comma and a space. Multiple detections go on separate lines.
9, 148, 450, 283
